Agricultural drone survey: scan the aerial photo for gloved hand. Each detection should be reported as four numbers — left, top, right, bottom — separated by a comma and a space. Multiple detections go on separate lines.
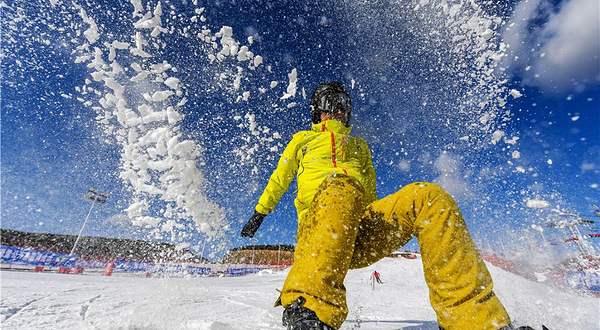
241, 210, 266, 238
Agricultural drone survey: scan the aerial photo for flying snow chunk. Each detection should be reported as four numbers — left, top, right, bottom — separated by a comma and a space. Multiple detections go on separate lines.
571, 116, 580, 121
131, 70, 150, 82
164, 77, 180, 90
270, 81, 278, 89
253, 55, 263, 68
504, 136, 519, 145
167, 107, 182, 125
75, 5, 99, 44
126, 201, 146, 217
151, 62, 172, 74
131, 0, 143, 17
152, 90, 175, 102
136, 216, 162, 227
237, 46, 250, 61
75, 55, 91, 63
131, 63, 143, 71
177, 98, 188, 107
112, 41, 130, 49
491, 130, 505, 144
512, 151, 521, 159
481, 29, 494, 41
103, 78, 125, 98
281, 68, 298, 100
143, 111, 167, 124
547, 159, 553, 165
134, 16, 161, 29
510, 89, 523, 98
479, 112, 491, 125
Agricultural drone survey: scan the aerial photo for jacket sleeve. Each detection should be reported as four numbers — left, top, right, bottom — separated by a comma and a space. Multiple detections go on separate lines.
255, 133, 303, 215
361, 140, 378, 204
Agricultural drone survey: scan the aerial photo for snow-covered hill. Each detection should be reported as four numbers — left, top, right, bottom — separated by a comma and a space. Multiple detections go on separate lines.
1, 257, 597, 329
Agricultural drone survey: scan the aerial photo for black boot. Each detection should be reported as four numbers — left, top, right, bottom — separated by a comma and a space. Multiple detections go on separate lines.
282, 297, 335, 330
501, 325, 547, 330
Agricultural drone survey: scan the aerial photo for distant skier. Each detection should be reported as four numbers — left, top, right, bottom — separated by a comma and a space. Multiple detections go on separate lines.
241, 81, 533, 330
373, 270, 383, 284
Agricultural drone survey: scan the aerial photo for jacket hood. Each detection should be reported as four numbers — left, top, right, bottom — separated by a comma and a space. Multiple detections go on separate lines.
311, 120, 352, 135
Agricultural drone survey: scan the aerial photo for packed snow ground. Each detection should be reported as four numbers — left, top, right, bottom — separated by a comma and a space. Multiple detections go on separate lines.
1, 257, 597, 330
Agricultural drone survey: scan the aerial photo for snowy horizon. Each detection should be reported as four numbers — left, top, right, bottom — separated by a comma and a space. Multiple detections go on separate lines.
1, 257, 597, 329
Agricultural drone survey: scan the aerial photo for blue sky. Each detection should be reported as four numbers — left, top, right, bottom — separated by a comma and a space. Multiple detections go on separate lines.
2, 0, 598, 260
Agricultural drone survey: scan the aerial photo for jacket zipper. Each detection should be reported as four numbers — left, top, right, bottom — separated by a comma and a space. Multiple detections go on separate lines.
330, 132, 348, 175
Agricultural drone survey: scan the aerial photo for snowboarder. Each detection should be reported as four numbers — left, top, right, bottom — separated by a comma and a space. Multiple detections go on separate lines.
241, 81, 530, 330
373, 270, 383, 284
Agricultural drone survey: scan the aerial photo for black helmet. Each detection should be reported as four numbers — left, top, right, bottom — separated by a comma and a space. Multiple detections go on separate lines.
309, 81, 352, 125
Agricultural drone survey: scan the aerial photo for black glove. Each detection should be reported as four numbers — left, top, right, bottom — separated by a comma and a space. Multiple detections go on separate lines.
241, 211, 266, 238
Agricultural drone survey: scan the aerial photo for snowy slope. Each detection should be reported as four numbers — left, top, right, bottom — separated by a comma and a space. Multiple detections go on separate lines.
1, 257, 598, 330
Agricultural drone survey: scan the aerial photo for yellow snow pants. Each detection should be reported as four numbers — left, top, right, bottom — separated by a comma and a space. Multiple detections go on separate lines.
279, 175, 511, 330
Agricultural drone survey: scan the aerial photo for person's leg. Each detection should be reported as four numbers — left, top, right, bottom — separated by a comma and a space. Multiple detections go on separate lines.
350, 182, 511, 330
279, 175, 365, 329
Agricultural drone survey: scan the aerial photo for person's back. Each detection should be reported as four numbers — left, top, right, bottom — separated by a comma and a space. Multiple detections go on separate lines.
251, 81, 376, 222
257, 119, 376, 221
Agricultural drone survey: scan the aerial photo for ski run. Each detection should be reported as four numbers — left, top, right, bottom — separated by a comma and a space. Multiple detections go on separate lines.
1, 256, 598, 329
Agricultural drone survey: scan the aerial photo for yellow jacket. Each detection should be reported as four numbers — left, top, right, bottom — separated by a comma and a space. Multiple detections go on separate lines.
255, 119, 377, 220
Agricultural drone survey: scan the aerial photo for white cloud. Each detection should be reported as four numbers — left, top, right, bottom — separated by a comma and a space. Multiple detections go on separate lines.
581, 162, 595, 172
432, 153, 471, 200
526, 198, 550, 209
500, 0, 545, 73
501, 0, 600, 93
398, 160, 411, 171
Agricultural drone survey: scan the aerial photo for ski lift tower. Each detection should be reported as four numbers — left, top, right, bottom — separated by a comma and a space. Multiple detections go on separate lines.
70, 188, 109, 255
593, 204, 600, 219
547, 209, 596, 256
587, 204, 600, 241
